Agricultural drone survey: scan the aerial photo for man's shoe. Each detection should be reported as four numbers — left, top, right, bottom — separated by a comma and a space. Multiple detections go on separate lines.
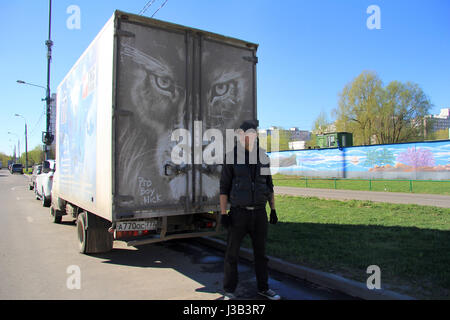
223, 291, 237, 300
258, 289, 281, 300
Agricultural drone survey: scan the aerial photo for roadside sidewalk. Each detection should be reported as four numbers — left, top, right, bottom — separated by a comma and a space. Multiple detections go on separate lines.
275, 186, 450, 208
197, 237, 415, 300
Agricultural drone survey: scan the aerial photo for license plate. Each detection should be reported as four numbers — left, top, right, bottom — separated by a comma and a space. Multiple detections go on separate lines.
116, 221, 158, 232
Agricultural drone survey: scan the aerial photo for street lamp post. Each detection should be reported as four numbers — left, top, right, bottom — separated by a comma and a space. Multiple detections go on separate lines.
8, 132, 20, 164
15, 114, 28, 172
44, 0, 54, 160
16, 80, 46, 90
8, 143, 15, 162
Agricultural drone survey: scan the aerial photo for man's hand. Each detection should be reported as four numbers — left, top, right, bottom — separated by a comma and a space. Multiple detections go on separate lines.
270, 209, 278, 225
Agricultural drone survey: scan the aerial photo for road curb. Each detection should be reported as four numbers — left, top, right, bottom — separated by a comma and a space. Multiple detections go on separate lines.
196, 236, 415, 300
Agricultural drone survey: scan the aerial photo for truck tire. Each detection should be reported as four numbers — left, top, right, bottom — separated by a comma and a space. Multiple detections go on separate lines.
77, 211, 113, 254
51, 206, 63, 224
77, 212, 88, 254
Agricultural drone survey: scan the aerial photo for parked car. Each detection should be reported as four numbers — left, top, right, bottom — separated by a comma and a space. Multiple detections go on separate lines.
11, 163, 24, 174
29, 164, 43, 190
35, 160, 55, 207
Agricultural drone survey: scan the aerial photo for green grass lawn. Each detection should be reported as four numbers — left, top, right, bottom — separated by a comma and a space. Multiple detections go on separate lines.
273, 174, 450, 195
217, 195, 450, 299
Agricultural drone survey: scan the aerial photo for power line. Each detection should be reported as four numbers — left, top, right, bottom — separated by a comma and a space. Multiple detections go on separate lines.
139, 0, 157, 15
30, 111, 46, 137
151, 0, 169, 18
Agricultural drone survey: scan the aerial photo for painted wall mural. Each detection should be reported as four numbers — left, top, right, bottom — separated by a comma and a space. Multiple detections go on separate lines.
269, 140, 450, 180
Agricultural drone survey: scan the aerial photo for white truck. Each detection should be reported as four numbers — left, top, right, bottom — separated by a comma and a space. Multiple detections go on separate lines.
51, 10, 259, 254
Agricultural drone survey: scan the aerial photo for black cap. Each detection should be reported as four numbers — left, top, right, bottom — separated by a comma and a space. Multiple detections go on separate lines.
239, 120, 259, 131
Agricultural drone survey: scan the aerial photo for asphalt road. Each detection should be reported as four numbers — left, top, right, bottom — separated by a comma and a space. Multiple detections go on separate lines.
0, 171, 352, 300
275, 186, 450, 208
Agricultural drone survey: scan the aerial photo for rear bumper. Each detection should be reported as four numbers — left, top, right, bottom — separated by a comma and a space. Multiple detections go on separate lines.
117, 212, 222, 247
126, 230, 222, 247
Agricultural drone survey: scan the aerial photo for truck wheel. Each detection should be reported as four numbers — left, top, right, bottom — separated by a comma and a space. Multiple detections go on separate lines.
77, 212, 88, 254
51, 207, 62, 224
77, 212, 113, 254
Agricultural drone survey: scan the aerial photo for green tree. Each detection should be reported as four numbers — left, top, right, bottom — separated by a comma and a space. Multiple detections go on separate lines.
334, 71, 432, 145
0, 152, 13, 168
334, 71, 383, 145
425, 126, 449, 141
305, 134, 317, 149
26, 146, 45, 166
433, 128, 450, 140
374, 81, 432, 144
312, 111, 332, 134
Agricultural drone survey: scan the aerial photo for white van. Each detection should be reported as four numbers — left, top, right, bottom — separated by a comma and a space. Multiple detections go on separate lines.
35, 160, 55, 207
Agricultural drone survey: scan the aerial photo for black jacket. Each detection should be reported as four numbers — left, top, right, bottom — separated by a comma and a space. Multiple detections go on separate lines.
220, 145, 274, 208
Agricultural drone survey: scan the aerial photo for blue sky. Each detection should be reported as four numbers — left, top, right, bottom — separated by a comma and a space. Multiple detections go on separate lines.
1, 0, 449, 156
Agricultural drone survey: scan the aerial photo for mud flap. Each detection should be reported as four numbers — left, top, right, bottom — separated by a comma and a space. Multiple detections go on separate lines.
83, 212, 114, 254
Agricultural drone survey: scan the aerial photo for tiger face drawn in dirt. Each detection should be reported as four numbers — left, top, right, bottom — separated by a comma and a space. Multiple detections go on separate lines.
116, 26, 254, 209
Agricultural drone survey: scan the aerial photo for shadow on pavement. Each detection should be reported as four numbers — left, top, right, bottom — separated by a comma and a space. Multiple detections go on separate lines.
87, 237, 355, 300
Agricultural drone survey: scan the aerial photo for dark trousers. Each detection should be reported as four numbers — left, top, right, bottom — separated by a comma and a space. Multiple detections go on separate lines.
223, 207, 269, 293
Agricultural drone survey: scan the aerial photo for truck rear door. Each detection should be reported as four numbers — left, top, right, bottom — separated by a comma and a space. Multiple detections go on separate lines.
196, 35, 258, 211
113, 13, 258, 219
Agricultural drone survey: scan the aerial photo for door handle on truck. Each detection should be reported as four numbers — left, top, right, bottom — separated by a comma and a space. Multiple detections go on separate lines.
164, 163, 189, 176
164, 164, 174, 176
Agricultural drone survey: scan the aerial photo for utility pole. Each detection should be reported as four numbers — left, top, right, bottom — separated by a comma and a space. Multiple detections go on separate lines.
25, 123, 28, 170
8, 132, 20, 164
44, 0, 54, 160
15, 114, 29, 172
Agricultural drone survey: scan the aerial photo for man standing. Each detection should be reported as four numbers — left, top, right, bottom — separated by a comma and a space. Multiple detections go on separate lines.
219, 120, 280, 300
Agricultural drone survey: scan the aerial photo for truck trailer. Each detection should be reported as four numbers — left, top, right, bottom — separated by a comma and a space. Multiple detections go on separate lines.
51, 10, 259, 253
